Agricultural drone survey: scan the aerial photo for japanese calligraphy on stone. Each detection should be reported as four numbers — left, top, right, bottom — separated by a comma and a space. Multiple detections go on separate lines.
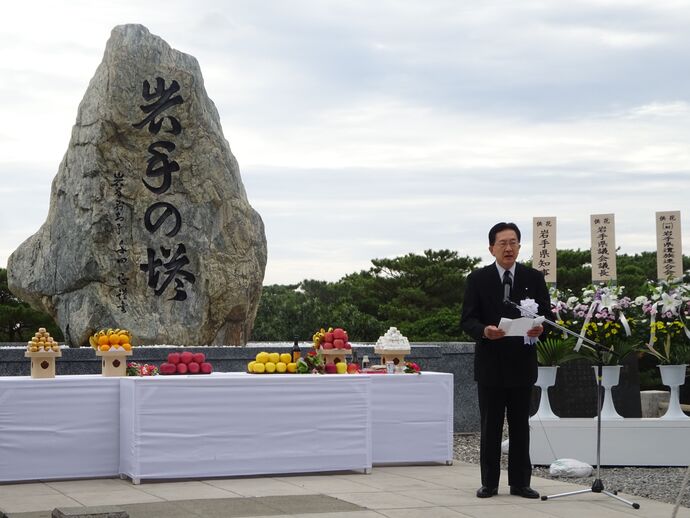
133, 76, 196, 301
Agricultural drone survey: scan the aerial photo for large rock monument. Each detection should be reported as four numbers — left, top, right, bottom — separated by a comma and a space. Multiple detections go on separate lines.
8, 25, 267, 346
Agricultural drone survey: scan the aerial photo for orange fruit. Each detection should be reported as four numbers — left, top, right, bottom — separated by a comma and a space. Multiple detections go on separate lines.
99, 344, 110, 351
121, 343, 132, 351
108, 334, 120, 346
98, 335, 109, 346
118, 334, 129, 345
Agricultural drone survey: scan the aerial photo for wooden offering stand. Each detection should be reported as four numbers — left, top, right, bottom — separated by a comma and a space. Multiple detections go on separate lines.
96, 349, 133, 377
25, 349, 62, 379
376, 350, 408, 368
320, 348, 352, 365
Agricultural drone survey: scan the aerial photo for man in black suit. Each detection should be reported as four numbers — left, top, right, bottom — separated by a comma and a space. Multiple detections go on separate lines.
461, 222, 550, 499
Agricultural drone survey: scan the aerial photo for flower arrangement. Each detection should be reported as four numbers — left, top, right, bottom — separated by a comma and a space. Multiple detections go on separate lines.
126, 362, 159, 376
403, 361, 421, 374
296, 349, 325, 374
554, 284, 641, 365
632, 276, 690, 365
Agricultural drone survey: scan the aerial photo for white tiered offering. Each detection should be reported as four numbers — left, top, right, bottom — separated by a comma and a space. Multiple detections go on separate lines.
374, 327, 410, 369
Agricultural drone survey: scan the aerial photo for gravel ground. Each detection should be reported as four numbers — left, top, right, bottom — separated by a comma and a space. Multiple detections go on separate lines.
453, 432, 690, 508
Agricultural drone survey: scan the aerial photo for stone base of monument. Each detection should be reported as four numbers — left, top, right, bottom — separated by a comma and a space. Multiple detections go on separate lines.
530, 417, 690, 465
96, 350, 133, 377
25, 350, 62, 379
375, 350, 408, 368
321, 348, 352, 365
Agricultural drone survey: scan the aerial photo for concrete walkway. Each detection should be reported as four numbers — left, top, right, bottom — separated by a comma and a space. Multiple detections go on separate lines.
1, 463, 688, 518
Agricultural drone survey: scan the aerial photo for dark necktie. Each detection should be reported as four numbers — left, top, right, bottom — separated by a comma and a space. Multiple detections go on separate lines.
502, 270, 512, 301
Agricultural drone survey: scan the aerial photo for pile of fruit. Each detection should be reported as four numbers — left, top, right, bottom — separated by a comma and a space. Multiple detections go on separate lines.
88, 328, 133, 352
313, 327, 352, 350
159, 352, 213, 375
26, 328, 59, 353
247, 351, 298, 374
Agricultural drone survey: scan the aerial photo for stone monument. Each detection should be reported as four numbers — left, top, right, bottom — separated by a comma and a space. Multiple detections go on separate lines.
8, 24, 267, 346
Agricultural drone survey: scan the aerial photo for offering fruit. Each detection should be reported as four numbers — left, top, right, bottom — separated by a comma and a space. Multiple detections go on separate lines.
312, 326, 352, 350
347, 363, 360, 374
159, 351, 214, 375
159, 363, 176, 375
88, 328, 133, 352
336, 362, 347, 374
25, 328, 60, 353
248, 351, 299, 374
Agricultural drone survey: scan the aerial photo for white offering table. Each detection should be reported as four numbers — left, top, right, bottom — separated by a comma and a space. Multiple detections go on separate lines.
370, 372, 454, 465
0, 371, 454, 483
530, 417, 690, 466
0, 375, 121, 482
119, 373, 373, 483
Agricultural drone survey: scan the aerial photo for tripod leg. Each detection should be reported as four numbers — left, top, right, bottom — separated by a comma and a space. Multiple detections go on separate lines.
602, 490, 640, 509
541, 488, 593, 501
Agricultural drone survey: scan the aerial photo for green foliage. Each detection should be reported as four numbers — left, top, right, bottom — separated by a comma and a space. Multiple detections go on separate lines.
0, 268, 64, 342
252, 250, 479, 342
536, 337, 580, 366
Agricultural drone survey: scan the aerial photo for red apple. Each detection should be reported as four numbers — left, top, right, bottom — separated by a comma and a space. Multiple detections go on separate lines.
188, 362, 200, 374
167, 353, 180, 364
192, 353, 205, 364
344, 342, 352, 350
322, 341, 334, 349
325, 364, 337, 374
347, 363, 359, 374
180, 351, 194, 364
333, 338, 344, 349
333, 328, 346, 340
324, 332, 334, 343
159, 362, 176, 375
176, 363, 188, 374
200, 362, 213, 374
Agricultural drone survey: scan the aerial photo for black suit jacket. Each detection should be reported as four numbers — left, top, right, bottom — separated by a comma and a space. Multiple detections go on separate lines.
461, 262, 550, 387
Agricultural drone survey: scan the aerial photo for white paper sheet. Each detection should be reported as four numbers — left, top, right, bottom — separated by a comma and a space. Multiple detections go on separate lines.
498, 316, 545, 336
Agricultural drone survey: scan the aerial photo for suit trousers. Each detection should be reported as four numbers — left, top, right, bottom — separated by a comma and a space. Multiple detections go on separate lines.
477, 383, 533, 488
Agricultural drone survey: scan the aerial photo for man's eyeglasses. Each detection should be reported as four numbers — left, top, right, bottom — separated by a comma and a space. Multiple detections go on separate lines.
494, 240, 520, 248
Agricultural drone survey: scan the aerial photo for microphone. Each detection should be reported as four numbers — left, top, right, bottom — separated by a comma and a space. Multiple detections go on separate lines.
503, 275, 512, 303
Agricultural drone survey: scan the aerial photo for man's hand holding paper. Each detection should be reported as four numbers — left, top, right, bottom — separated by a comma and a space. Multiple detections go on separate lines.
498, 316, 545, 337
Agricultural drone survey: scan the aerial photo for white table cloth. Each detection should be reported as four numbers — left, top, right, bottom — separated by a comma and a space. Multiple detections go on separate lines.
0, 371, 454, 483
119, 374, 373, 482
0, 375, 120, 482
370, 372, 454, 464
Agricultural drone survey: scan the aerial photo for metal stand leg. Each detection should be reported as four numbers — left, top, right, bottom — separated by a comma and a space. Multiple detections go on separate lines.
541, 363, 640, 510
672, 464, 690, 518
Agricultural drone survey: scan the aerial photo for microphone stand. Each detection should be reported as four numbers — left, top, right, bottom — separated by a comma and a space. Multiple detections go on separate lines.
505, 300, 640, 510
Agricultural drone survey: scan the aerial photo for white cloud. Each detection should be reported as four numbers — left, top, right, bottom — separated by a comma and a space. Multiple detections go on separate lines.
1, 0, 690, 284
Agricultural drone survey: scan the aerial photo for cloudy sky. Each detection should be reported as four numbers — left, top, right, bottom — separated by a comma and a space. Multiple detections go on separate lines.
1, 0, 689, 284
